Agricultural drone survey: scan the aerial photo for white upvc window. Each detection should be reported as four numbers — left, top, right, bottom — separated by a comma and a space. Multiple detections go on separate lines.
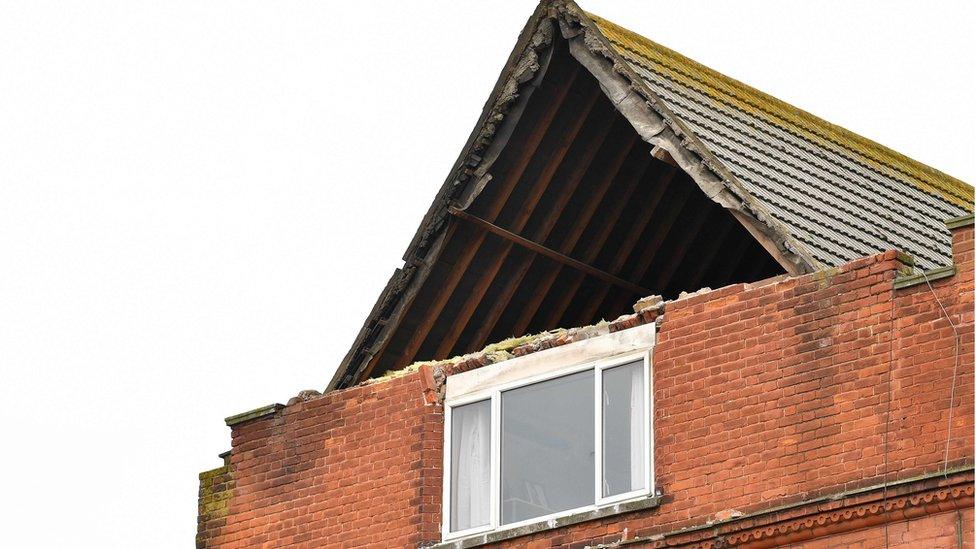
442, 324, 654, 542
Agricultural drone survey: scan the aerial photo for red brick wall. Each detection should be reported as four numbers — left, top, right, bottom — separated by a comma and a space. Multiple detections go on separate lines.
788, 508, 973, 549
648, 238, 973, 528
198, 225, 974, 548
197, 374, 443, 548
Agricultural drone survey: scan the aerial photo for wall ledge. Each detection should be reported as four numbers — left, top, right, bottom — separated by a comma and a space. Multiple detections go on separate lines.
224, 403, 284, 427
893, 265, 957, 290
427, 496, 662, 549
946, 214, 974, 230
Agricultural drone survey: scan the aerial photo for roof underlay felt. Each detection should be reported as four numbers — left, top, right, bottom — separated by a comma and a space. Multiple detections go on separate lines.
329, 0, 973, 391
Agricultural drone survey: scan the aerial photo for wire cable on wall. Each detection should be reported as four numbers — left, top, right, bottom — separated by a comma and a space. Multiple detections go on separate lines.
917, 268, 962, 478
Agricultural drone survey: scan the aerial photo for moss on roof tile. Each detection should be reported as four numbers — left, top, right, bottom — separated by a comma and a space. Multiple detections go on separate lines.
587, 12, 973, 210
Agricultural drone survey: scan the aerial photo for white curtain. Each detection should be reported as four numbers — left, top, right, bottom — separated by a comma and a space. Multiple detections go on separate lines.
453, 403, 490, 531
629, 365, 645, 491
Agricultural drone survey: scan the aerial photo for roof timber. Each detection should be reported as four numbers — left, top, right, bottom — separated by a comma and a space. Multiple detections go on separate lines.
508, 135, 654, 339
448, 208, 650, 296
435, 116, 624, 356
460, 121, 638, 353
571, 165, 677, 325
534, 151, 656, 330
385, 73, 603, 373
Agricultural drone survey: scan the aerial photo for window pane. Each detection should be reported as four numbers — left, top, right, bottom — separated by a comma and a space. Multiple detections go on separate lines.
602, 360, 646, 497
501, 370, 594, 524
450, 400, 491, 532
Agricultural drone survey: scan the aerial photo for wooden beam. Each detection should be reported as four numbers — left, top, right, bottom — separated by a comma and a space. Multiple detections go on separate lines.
650, 145, 677, 167
465, 128, 639, 351
572, 163, 677, 325
434, 111, 623, 358
645, 198, 715, 290
705, 228, 754, 289
536, 152, 655, 329
509, 136, 643, 337
371, 64, 587, 373
600, 174, 695, 316
685, 212, 737, 290
448, 207, 651, 296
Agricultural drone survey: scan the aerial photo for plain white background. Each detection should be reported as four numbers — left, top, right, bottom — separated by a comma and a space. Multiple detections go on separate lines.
0, 1, 972, 546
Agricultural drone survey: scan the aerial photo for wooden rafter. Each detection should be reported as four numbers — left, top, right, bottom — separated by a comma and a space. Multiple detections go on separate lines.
464, 126, 639, 351
386, 75, 602, 370
449, 208, 650, 294
512, 146, 652, 335
571, 163, 676, 324
507, 136, 644, 337
600, 175, 696, 316
536, 151, 654, 329
685, 214, 737, 290
433, 111, 623, 358
645, 201, 716, 290
362, 64, 587, 377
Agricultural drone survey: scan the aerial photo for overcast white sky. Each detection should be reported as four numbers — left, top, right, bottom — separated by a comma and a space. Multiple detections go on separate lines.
0, 1, 972, 546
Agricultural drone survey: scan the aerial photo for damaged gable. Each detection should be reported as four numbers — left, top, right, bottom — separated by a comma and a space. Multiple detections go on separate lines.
330, 0, 973, 391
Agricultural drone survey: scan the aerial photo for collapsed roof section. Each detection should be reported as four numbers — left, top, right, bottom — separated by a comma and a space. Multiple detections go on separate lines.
329, 0, 973, 390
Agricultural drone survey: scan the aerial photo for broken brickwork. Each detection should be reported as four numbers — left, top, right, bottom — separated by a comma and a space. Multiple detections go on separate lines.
197, 221, 974, 548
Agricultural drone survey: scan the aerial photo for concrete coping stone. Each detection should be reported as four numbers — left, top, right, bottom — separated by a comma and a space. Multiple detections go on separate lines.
946, 214, 974, 230
224, 403, 284, 427
893, 264, 957, 290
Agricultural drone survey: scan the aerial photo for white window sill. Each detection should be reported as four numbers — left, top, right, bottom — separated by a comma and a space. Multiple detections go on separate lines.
430, 495, 662, 548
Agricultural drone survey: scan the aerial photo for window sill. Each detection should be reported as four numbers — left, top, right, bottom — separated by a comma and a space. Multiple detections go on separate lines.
430, 496, 662, 548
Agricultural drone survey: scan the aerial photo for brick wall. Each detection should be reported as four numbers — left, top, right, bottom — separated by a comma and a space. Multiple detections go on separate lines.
788, 508, 973, 549
198, 223, 974, 548
197, 374, 443, 547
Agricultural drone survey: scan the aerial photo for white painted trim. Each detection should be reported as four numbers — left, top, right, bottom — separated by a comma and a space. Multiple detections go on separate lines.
594, 352, 653, 507
446, 322, 655, 402
441, 398, 493, 541
441, 325, 656, 543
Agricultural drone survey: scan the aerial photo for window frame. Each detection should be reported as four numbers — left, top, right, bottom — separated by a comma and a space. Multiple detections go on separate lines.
441, 349, 653, 542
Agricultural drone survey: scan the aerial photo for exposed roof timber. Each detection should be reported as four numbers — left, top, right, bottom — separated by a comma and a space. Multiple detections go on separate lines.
430, 93, 619, 360
686, 215, 737, 290
647, 202, 717, 289
449, 207, 650, 296
536, 152, 656, 329
551, 3, 819, 276
463, 128, 634, 353
572, 165, 678, 324
386, 76, 602, 372
650, 145, 678, 167
507, 135, 649, 338
436, 115, 624, 358
599, 175, 696, 319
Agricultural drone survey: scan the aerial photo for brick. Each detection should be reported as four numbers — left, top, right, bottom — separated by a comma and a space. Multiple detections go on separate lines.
199, 240, 974, 548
